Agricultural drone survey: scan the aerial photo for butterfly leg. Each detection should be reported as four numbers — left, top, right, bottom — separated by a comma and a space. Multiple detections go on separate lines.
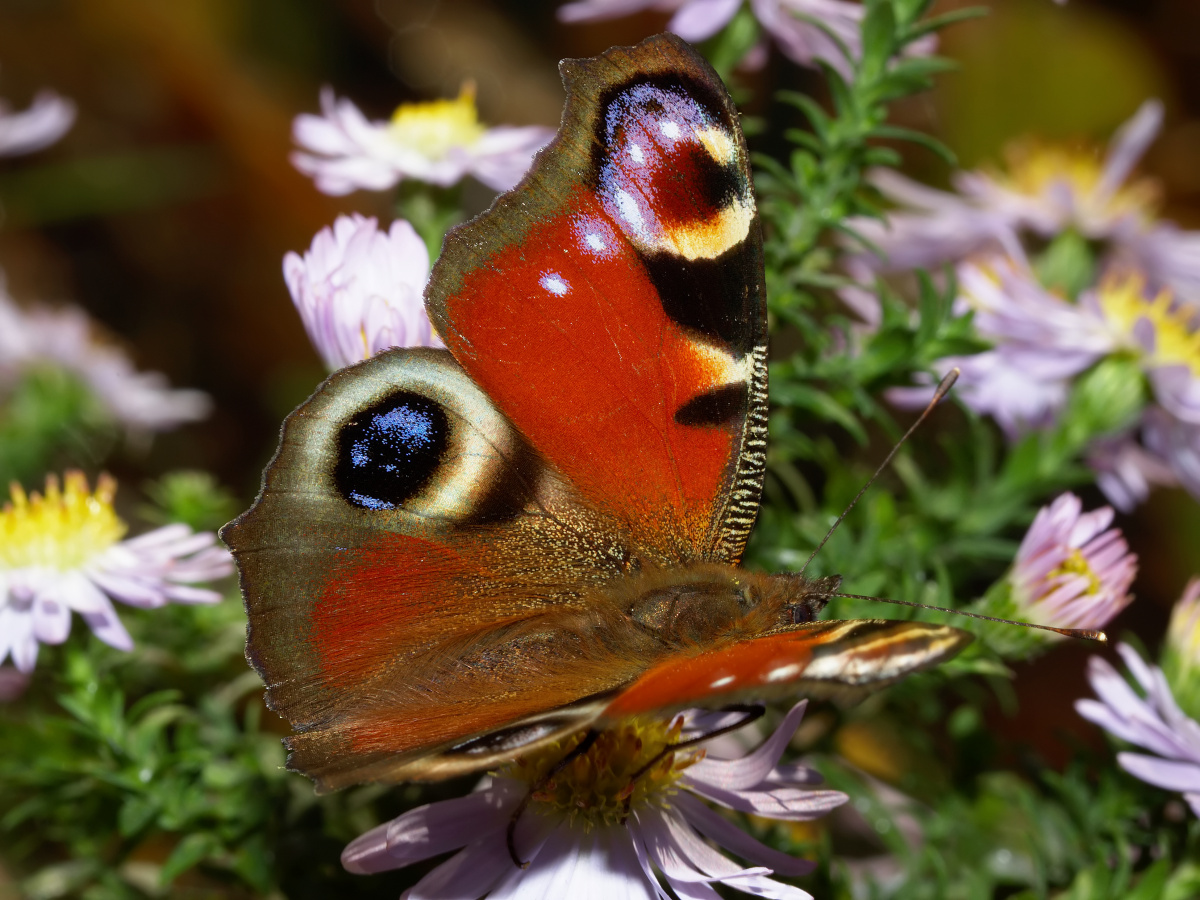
619, 703, 766, 824
506, 728, 601, 868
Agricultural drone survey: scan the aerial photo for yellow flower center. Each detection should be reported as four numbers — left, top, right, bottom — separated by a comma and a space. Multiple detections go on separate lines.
1097, 272, 1200, 377
388, 84, 486, 161
995, 140, 1159, 222
1047, 548, 1101, 597
0, 472, 126, 571
505, 716, 701, 830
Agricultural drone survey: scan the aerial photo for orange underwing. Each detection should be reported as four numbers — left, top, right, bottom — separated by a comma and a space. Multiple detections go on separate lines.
222, 33, 970, 792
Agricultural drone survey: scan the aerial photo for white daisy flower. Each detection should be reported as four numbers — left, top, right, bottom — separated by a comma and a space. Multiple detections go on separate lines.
0, 472, 233, 673
343, 701, 845, 899
291, 85, 553, 197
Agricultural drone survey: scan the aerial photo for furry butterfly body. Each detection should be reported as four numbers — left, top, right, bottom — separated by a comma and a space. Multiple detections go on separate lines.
223, 34, 969, 792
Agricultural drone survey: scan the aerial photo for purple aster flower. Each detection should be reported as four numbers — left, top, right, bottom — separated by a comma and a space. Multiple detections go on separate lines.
0, 88, 74, 157
0, 282, 210, 433
849, 101, 1200, 304
343, 701, 845, 898
888, 256, 1113, 438
1143, 406, 1200, 502
1086, 432, 1178, 513
1076, 642, 1200, 817
284, 214, 442, 371
292, 86, 553, 196
1008, 493, 1136, 634
1094, 273, 1200, 424
0, 472, 233, 673
558, 0, 922, 78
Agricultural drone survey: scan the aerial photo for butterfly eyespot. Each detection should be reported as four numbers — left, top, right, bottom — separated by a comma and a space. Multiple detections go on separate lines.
336, 392, 449, 510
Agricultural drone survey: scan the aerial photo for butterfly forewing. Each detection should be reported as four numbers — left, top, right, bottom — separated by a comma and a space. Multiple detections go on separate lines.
426, 34, 769, 566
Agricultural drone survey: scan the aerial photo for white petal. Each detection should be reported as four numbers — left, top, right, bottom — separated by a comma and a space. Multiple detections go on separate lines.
348, 782, 517, 871
1096, 99, 1163, 203
489, 824, 657, 900
687, 701, 809, 791
1117, 752, 1200, 792
79, 596, 134, 651
32, 595, 72, 644
673, 792, 817, 879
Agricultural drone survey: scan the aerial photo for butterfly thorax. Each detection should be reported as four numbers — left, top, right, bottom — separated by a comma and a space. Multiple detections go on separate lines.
616, 564, 843, 649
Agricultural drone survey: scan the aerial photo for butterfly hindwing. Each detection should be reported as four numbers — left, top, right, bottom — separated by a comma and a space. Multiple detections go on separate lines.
224, 349, 663, 789
602, 620, 971, 719
426, 33, 768, 567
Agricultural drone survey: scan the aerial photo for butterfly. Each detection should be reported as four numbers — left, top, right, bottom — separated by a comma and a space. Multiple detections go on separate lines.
222, 33, 970, 793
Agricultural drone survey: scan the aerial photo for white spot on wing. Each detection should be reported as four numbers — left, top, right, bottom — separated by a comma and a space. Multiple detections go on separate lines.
628, 142, 645, 164
660, 120, 681, 140
765, 663, 801, 683
616, 189, 646, 236
585, 233, 606, 253
540, 273, 569, 296
710, 675, 736, 688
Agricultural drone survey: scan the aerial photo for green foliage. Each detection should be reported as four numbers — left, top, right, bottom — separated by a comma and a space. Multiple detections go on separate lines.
0, 366, 116, 488
140, 471, 240, 533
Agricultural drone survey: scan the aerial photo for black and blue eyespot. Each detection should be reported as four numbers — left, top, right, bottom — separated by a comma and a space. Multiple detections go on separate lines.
335, 391, 449, 510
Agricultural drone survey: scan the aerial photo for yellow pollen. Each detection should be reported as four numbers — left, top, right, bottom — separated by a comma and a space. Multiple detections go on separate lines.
389, 83, 487, 160
1048, 549, 1101, 597
1097, 272, 1200, 376
995, 139, 1159, 221
0, 471, 126, 571
505, 716, 701, 830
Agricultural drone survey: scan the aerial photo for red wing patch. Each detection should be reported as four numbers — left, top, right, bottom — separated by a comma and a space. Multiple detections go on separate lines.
427, 34, 768, 565
602, 620, 972, 718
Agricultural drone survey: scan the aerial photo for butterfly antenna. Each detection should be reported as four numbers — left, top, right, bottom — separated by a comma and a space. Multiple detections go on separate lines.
799, 368, 959, 576
834, 591, 1108, 642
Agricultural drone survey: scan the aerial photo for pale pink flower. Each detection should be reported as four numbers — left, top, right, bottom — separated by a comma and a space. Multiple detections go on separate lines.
292, 87, 553, 196
0, 282, 210, 433
0, 473, 233, 673
283, 214, 441, 371
1009, 493, 1136, 634
0, 89, 74, 157
343, 701, 845, 899
559, 0, 878, 77
1077, 643, 1200, 817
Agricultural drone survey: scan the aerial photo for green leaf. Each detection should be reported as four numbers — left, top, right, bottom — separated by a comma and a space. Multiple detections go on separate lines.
868, 124, 958, 165
160, 831, 221, 885
859, 0, 897, 83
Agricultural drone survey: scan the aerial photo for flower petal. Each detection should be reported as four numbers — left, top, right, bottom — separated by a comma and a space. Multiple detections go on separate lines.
686, 701, 809, 791
673, 792, 818, 878
1116, 752, 1200, 792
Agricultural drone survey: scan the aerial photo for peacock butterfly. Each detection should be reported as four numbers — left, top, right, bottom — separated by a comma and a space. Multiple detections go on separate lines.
222, 33, 970, 793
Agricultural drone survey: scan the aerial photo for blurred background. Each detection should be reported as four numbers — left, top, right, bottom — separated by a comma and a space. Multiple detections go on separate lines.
0, 0, 1197, 791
